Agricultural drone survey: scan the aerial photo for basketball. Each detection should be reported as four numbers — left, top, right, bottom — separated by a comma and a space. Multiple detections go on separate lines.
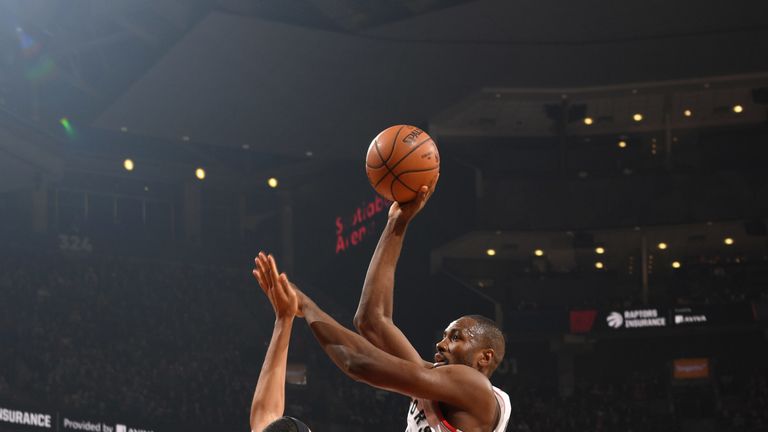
365, 125, 440, 203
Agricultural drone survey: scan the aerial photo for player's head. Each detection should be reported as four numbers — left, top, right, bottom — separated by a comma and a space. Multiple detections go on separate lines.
434, 315, 505, 377
262, 417, 311, 432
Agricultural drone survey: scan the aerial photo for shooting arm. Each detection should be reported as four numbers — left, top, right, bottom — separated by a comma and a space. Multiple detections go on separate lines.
354, 189, 429, 364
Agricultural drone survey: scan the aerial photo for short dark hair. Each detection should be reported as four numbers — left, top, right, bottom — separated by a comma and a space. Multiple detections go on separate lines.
464, 314, 505, 371
262, 417, 311, 432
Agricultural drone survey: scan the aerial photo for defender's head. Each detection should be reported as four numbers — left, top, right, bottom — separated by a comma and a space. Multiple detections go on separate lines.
434, 315, 505, 377
262, 417, 311, 432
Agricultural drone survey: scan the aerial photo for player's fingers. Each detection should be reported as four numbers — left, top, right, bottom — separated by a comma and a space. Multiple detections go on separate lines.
255, 257, 270, 289
418, 185, 429, 203
257, 270, 275, 302
280, 273, 299, 300
260, 251, 274, 277
275, 272, 291, 303
257, 251, 269, 274
265, 260, 276, 286
255, 255, 267, 272
260, 252, 272, 272
253, 269, 269, 295
261, 254, 277, 290
268, 254, 281, 284
388, 202, 402, 219
281, 274, 301, 309
278, 272, 294, 293
255, 268, 278, 308
279, 273, 292, 293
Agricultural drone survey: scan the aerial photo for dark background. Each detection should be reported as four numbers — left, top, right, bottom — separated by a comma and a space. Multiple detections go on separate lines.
1, 1, 768, 431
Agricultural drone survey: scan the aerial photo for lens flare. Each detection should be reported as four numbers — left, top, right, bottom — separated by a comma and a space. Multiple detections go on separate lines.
59, 118, 76, 138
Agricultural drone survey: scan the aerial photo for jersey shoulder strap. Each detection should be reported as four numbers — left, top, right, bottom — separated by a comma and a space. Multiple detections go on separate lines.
491, 386, 512, 432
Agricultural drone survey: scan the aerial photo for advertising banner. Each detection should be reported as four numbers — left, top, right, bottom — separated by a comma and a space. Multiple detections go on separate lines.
0, 403, 153, 432
0, 405, 54, 431
58, 416, 153, 432
673, 358, 710, 380
569, 303, 754, 333
569, 310, 597, 334
604, 308, 667, 329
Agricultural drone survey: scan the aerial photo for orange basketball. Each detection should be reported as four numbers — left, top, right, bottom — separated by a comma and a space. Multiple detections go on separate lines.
365, 125, 440, 203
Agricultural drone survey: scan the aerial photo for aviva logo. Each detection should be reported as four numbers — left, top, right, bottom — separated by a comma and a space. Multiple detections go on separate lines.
606, 312, 624, 328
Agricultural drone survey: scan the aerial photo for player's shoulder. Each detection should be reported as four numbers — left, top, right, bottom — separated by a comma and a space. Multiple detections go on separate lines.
491, 386, 513, 431
430, 366, 499, 426
431, 364, 494, 386
491, 385, 512, 407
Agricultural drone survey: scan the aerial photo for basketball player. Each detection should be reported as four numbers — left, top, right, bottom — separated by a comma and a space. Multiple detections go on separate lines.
250, 253, 312, 432
254, 250, 510, 432
353, 185, 511, 432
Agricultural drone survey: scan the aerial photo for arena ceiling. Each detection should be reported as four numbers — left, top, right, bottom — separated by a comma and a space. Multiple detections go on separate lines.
2, 0, 768, 158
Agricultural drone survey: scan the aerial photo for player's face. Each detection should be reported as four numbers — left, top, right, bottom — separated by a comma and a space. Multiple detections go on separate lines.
434, 317, 482, 368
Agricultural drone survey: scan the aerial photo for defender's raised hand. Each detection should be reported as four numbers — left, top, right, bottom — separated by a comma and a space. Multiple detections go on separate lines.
253, 252, 299, 319
249, 251, 300, 431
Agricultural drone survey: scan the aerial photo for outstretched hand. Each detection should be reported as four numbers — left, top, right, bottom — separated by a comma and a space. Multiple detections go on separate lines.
252, 252, 300, 319
388, 176, 438, 225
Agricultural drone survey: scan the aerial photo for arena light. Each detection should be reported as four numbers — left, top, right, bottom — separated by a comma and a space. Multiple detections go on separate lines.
195, 168, 206, 180
595, 262, 604, 269
672, 261, 681, 269
633, 113, 643, 122
267, 177, 279, 188
683, 109, 693, 117
595, 247, 605, 254
618, 140, 627, 149
534, 249, 544, 257
732, 105, 743, 113
657, 242, 668, 250
486, 248, 496, 256
724, 237, 734, 246
583, 117, 594, 125
123, 158, 134, 172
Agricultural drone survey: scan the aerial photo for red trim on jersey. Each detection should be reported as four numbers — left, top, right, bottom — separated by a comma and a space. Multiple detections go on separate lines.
440, 418, 459, 432
433, 401, 460, 432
